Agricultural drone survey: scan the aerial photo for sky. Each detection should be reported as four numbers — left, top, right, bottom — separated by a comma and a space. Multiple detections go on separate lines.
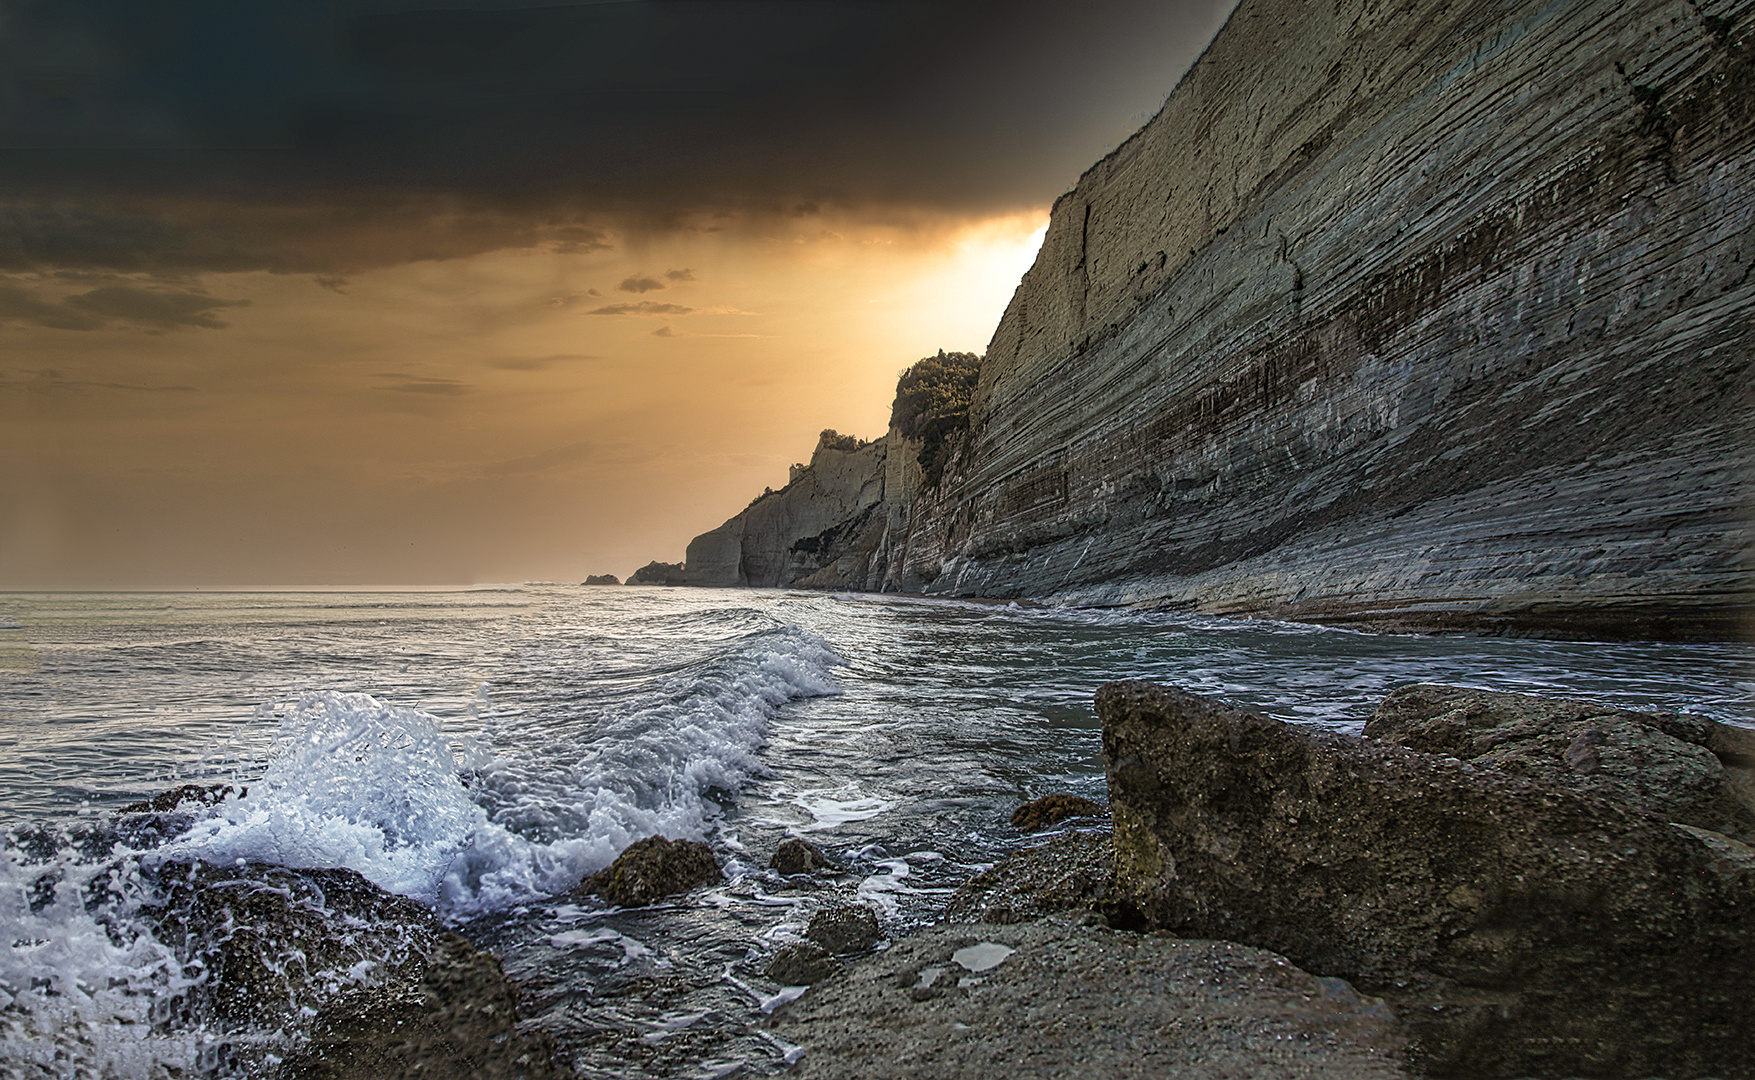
1, 0, 1237, 588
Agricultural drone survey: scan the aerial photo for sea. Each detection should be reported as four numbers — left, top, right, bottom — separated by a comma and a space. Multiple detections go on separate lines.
1, 585, 1751, 1079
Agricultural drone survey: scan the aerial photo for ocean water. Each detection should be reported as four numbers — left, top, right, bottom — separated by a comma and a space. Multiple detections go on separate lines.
1, 586, 1750, 1078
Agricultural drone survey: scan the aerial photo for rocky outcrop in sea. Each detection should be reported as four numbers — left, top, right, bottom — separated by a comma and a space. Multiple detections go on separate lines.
656, 0, 1754, 639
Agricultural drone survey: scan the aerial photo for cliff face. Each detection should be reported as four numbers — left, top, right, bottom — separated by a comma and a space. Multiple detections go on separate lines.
680, 0, 1755, 637
684, 432, 890, 589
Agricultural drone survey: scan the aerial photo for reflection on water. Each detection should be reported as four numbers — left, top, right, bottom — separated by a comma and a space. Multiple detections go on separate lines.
0, 586, 1749, 1076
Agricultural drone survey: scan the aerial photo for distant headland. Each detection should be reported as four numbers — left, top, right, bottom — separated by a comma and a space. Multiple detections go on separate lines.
616, 0, 1753, 641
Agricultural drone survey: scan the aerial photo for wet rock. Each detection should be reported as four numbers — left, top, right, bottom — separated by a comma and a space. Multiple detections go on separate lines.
806, 904, 880, 954
577, 835, 722, 907
140, 862, 438, 1027
943, 831, 1112, 924
1099, 681, 1755, 1078
582, 574, 620, 585
1367, 683, 1755, 841
765, 943, 842, 986
766, 917, 1409, 1079
1008, 792, 1106, 831
278, 932, 568, 1079
769, 838, 833, 876
119, 782, 241, 814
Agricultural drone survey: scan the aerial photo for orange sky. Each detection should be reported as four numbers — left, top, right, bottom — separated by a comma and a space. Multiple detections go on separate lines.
1, 210, 1048, 586
0, 0, 1236, 588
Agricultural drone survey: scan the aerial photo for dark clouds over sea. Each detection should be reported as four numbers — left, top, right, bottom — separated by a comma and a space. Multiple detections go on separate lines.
0, 0, 1234, 273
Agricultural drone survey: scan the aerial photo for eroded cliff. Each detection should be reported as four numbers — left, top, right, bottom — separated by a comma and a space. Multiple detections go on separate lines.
676, 0, 1755, 637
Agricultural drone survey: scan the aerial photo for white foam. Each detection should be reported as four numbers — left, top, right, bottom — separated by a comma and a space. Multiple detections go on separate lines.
0, 843, 206, 1077
150, 625, 841, 916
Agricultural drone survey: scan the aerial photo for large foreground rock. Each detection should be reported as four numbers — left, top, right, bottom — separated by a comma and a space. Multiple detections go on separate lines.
1099, 681, 1755, 1078
766, 916, 1409, 1079
1368, 683, 1755, 841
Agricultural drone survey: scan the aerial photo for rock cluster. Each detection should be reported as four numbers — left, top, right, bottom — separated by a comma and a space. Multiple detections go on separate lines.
575, 835, 722, 907
1098, 681, 1755, 1078
582, 574, 619, 585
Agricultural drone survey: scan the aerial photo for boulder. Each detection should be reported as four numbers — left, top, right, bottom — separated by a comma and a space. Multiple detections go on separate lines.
583, 574, 620, 585
141, 862, 438, 1028
1008, 792, 1105, 831
765, 917, 1409, 1079
277, 932, 567, 1079
1099, 680, 1755, 1079
1367, 683, 1755, 841
765, 943, 842, 986
769, 837, 834, 876
942, 830, 1112, 924
805, 904, 880, 954
577, 835, 722, 908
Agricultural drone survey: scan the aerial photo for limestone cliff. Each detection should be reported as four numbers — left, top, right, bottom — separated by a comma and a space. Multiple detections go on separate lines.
678, 0, 1755, 638
683, 431, 889, 589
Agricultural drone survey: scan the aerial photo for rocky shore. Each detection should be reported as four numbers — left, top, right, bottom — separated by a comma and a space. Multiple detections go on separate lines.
137, 681, 1754, 1078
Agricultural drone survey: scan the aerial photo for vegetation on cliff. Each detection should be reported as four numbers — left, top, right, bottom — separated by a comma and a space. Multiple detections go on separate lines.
889, 350, 981, 487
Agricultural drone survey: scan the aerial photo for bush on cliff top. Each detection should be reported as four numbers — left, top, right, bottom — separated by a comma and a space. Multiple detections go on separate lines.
890, 350, 980, 487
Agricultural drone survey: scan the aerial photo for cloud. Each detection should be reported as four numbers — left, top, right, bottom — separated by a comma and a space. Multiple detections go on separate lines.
482, 441, 600, 476
315, 276, 350, 293
4, 368, 197, 393
373, 373, 470, 395
0, 285, 103, 330
650, 326, 765, 339
665, 268, 696, 282
617, 275, 665, 293
65, 286, 250, 330
485, 353, 597, 371
0, 281, 246, 331
586, 301, 693, 316
0, 1, 1236, 274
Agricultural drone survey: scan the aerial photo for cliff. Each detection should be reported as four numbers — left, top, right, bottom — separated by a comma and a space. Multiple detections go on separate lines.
683, 431, 890, 589
676, 0, 1755, 637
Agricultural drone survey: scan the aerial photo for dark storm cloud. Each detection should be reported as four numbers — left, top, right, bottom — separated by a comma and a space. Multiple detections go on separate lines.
0, 0, 1236, 273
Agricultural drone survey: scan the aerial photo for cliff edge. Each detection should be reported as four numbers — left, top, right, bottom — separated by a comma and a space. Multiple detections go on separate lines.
671, 0, 1755, 638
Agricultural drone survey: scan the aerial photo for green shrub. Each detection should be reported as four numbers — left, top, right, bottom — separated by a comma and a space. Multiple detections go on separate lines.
890, 350, 980, 486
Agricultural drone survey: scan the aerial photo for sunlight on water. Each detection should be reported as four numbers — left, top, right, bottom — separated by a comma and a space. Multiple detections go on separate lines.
0, 586, 1748, 1077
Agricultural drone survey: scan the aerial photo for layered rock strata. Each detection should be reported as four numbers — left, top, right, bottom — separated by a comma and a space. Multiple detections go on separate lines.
1098, 680, 1755, 1078
682, 431, 889, 589
676, 0, 1755, 638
